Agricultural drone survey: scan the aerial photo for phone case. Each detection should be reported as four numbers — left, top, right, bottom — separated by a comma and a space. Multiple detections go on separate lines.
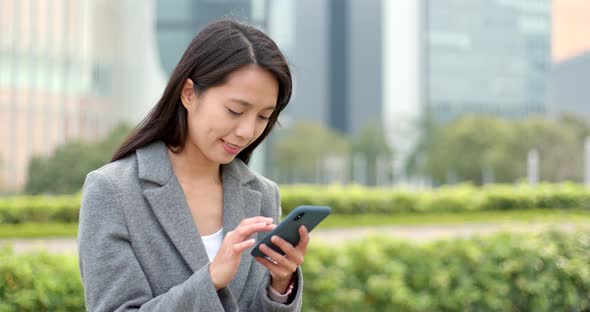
250, 205, 331, 258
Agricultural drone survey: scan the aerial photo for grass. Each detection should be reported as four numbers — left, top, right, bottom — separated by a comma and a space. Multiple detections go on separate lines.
0, 223, 79, 239
320, 209, 590, 228
0, 209, 589, 238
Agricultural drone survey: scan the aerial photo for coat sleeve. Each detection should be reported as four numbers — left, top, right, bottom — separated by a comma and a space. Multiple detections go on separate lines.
78, 170, 239, 312
248, 182, 303, 312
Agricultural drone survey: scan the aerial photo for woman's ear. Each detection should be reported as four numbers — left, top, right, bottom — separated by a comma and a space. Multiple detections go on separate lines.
180, 78, 196, 109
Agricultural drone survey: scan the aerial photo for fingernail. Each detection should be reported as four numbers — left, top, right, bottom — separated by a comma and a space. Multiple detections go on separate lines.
271, 236, 278, 242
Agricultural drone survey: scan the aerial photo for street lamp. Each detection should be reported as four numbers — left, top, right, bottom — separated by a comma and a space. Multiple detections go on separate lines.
585, 137, 590, 187
527, 149, 539, 186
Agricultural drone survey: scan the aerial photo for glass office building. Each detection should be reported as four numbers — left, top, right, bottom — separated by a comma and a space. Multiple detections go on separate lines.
155, 0, 267, 75
267, 0, 383, 137
0, 0, 111, 191
425, 0, 552, 123
384, 0, 552, 181
0, 0, 165, 192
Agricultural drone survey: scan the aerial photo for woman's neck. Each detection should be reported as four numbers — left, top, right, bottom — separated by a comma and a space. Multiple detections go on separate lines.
167, 143, 222, 185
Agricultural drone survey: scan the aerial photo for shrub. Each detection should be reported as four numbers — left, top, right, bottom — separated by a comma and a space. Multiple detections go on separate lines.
2, 231, 590, 311
0, 247, 84, 311
1, 183, 589, 224
302, 230, 590, 311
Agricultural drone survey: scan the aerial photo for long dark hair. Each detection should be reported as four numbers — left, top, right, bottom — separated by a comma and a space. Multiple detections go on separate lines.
112, 19, 292, 164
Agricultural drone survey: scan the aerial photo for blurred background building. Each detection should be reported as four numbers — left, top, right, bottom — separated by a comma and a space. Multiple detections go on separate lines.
424, 0, 551, 123
155, 0, 267, 75
0, 0, 165, 192
385, 0, 553, 183
549, 52, 590, 118
1, 0, 589, 192
548, 0, 590, 119
280, 0, 383, 136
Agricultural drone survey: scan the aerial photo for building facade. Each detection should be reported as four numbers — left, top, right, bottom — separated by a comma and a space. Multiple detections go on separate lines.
281, 0, 383, 136
383, 0, 552, 181
549, 51, 590, 118
425, 0, 552, 123
0, 0, 165, 192
0, 0, 106, 192
155, 0, 266, 75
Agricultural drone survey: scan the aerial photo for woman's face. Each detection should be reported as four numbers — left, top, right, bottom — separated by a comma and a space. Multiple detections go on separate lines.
180, 65, 279, 165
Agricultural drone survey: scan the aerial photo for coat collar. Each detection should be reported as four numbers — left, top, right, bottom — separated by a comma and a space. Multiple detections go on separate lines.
136, 140, 257, 187
136, 141, 262, 295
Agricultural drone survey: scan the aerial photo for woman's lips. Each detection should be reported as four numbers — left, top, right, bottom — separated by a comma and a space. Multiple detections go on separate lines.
221, 139, 241, 155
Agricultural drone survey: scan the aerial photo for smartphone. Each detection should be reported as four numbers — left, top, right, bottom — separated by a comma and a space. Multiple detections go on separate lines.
251, 205, 331, 258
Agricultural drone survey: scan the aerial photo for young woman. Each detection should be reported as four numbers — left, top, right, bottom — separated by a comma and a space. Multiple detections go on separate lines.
78, 19, 307, 311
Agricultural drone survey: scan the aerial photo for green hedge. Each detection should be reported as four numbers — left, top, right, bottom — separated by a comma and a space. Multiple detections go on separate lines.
280, 183, 590, 215
0, 194, 81, 224
1, 231, 589, 311
303, 230, 590, 311
1, 183, 590, 223
0, 247, 84, 311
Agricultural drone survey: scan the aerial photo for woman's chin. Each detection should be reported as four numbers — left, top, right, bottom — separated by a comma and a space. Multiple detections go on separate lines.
219, 157, 235, 165
211, 152, 236, 165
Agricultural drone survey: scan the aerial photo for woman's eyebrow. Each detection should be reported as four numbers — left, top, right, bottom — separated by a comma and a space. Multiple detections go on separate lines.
229, 98, 275, 111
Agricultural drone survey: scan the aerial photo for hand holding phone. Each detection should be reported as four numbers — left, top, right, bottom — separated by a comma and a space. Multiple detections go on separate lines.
251, 205, 331, 258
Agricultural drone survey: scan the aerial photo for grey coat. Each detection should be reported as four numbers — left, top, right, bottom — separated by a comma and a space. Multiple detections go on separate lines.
78, 141, 303, 311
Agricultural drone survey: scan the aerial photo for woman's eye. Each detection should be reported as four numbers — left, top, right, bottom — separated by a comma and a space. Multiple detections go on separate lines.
258, 115, 270, 121
226, 108, 242, 116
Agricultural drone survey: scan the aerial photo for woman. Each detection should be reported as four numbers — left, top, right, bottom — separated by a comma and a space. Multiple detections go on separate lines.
78, 19, 306, 311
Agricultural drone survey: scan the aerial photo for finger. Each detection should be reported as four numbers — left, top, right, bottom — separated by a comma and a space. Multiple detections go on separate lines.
255, 257, 294, 281
234, 222, 276, 240
239, 216, 274, 226
254, 256, 276, 271
233, 238, 255, 253
254, 256, 270, 267
258, 243, 285, 262
254, 257, 289, 274
259, 244, 298, 272
295, 226, 310, 254
270, 235, 300, 263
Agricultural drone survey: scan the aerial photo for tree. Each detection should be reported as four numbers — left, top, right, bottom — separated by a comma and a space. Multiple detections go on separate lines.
416, 115, 587, 185
405, 106, 436, 179
423, 116, 516, 185
24, 124, 132, 194
351, 121, 394, 185
558, 113, 590, 142
509, 117, 583, 182
272, 121, 349, 183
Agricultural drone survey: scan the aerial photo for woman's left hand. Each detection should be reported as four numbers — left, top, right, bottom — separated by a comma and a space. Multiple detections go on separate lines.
254, 225, 309, 293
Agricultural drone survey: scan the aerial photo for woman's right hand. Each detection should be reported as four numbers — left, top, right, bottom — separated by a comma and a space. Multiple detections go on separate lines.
209, 216, 276, 290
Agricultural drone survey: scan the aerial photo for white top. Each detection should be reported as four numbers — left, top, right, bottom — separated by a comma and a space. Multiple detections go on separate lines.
201, 228, 224, 262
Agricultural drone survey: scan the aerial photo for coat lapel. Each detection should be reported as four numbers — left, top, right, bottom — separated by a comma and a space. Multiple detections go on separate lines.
137, 141, 209, 273
136, 141, 263, 297
222, 162, 262, 296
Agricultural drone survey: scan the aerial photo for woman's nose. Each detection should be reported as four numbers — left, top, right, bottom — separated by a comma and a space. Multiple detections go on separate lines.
235, 117, 256, 141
